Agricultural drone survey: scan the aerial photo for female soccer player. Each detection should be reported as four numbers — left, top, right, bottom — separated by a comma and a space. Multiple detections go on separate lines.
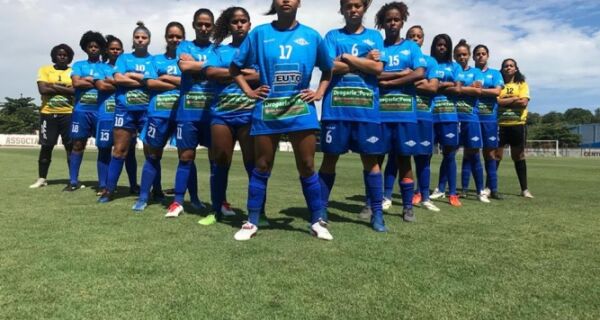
198, 6, 258, 225
406, 25, 442, 212
318, 0, 386, 232
132, 22, 185, 211
497, 58, 533, 198
473, 44, 504, 200
65, 31, 106, 192
428, 34, 463, 207
30, 44, 75, 189
95, 35, 139, 196
165, 9, 217, 217
230, 0, 333, 240
453, 39, 489, 203
374, 2, 425, 224
98, 22, 154, 203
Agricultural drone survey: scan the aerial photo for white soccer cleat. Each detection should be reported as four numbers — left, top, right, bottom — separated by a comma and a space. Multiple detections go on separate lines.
382, 198, 392, 211
234, 222, 258, 241
481, 187, 491, 197
221, 201, 236, 217
165, 202, 184, 218
478, 193, 491, 203
29, 178, 48, 189
421, 200, 440, 212
521, 189, 534, 198
311, 220, 333, 241
429, 188, 445, 199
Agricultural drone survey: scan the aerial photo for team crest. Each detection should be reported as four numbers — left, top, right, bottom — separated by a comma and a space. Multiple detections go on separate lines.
294, 38, 309, 46
400, 50, 410, 56
362, 39, 375, 46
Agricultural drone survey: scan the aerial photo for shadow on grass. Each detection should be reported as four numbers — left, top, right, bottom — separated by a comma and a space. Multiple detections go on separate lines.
281, 204, 371, 228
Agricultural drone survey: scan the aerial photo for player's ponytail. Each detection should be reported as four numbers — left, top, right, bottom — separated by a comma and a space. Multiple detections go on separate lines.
454, 39, 470, 53
265, 3, 277, 15
134, 21, 151, 38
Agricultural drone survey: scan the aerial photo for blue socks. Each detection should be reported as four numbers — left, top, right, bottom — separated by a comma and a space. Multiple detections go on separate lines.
414, 155, 431, 201
438, 154, 448, 193
461, 155, 472, 192
139, 156, 159, 202
400, 178, 414, 209
211, 165, 230, 215
174, 160, 192, 205
97, 148, 111, 189
106, 156, 125, 193
471, 153, 484, 194
485, 159, 498, 192
68, 151, 83, 186
363, 171, 371, 207
318, 172, 336, 210
366, 172, 383, 220
188, 162, 200, 204
247, 169, 270, 226
383, 156, 397, 199
301, 173, 324, 224
446, 151, 457, 196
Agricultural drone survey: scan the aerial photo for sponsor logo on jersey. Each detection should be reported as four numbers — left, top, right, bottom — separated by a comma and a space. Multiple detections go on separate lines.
363, 39, 375, 46
263, 38, 275, 43
400, 49, 410, 56
273, 63, 302, 93
294, 38, 309, 46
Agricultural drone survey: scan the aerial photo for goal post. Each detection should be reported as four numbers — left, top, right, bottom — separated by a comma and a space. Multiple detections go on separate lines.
525, 140, 560, 157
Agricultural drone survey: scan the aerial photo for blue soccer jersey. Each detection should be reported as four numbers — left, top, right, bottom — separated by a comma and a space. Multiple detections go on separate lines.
416, 55, 443, 121
456, 66, 484, 122
204, 44, 256, 122
232, 22, 333, 135
379, 39, 426, 123
321, 28, 386, 123
95, 63, 117, 121
147, 54, 180, 118
176, 40, 217, 123
432, 61, 462, 123
478, 67, 504, 123
114, 53, 153, 111
72, 60, 104, 113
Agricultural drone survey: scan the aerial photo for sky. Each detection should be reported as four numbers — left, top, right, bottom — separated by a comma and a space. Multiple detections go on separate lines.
1, 0, 599, 115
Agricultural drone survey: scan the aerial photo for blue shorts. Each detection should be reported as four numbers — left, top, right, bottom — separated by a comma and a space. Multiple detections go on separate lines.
459, 121, 483, 149
142, 117, 177, 149
481, 122, 499, 148
211, 113, 252, 128
114, 109, 147, 133
176, 121, 211, 149
416, 120, 434, 155
382, 122, 419, 156
434, 122, 459, 147
70, 111, 97, 140
95, 119, 114, 149
320, 120, 385, 155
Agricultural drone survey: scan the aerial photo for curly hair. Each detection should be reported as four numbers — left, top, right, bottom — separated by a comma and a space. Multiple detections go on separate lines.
79, 30, 106, 52
50, 43, 74, 64
213, 7, 250, 46
374, 1, 409, 30
103, 35, 123, 62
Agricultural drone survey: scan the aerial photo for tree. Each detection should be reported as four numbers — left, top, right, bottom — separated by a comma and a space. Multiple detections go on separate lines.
0, 97, 39, 134
541, 111, 564, 124
563, 108, 594, 124
527, 112, 542, 125
594, 108, 600, 123
528, 123, 581, 147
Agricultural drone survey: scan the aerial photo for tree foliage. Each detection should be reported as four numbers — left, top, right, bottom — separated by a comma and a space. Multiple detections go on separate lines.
0, 97, 39, 134
529, 123, 581, 147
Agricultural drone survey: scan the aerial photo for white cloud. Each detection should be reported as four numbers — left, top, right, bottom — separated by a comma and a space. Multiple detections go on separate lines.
0, 0, 599, 112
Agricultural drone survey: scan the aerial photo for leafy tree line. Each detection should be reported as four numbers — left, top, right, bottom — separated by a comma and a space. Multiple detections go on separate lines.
0, 97, 39, 134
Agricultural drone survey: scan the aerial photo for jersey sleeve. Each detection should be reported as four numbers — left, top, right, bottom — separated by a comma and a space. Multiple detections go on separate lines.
145, 57, 158, 79
114, 55, 127, 75
36, 66, 49, 82
323, 30, 338, 61
316, 34, 333, 72
452, 63, 463, 83
176, 41, 190, 59
232, 30, 256, 68
474, 68, 485, 86
202, 48, 223, 70
373, 32, 388, 66
493, 70, 504, 88
71, 61, 83, 77
519, 82, 530, 99
411, 43, 427, 70
426, 59, 441, 80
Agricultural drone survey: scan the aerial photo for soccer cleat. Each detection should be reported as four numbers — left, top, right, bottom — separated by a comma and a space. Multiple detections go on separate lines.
198, 214, 217, 226
62, 183, 85, 192
96, 190, 104, 196
478, 193, 491, 203
221, 201, 236, 217
371, 215, 388, 232
97, 190, 112, 203
310, 220, 333, 240
165, 202, 184, 218
521, 189, 534, 198
358, 205, 372, 220
490, 191, 503, 200
448, 195, 462, 207
190, 200, 206, 211
412, 192, 422, 205
129, 185, 141, 195
234, 222, 258, 241
481, 187, 491, 197
29, 178, 48, 189
132, 200, 147, 211
430, 188, 445, 199
382, 197, 392, 211
402, 208, 416, 222
421, 200, 440, 212
460, 190, 468, 199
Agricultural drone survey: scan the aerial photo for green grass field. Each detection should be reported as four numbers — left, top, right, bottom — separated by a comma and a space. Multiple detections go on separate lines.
1, 148, 599, 319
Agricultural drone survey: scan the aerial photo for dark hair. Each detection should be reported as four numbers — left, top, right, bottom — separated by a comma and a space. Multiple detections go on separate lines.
454, 39, 470, 54
340, 0, 372, 11
473, 44, 489, 56
79, 30, 106, 52
165, 21, 186, 39
265, 3, 277, 15
213, 7, 250, 46
431, 34, 452, 63
501, 58, 526, 83
103, 35, 123, 62
193, 8, 214, 23
50, 43, 74, 64
133, 21, 151, 37
375, 1, 409, 30
406, 25, 423, 38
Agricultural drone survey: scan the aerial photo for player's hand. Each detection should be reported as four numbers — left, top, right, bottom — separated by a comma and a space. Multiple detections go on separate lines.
367, 49, 381, 61
414, 79, 427, 86
299, 89, 323, 103
472, 81, 482, 88
179, 54, 194, 61
245, 85, 270, 100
